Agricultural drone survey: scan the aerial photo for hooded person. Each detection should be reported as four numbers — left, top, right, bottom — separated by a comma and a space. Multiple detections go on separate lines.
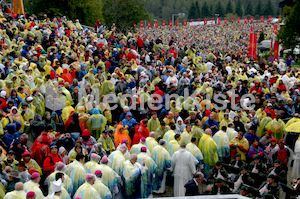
73, 174, 101, 199
65, 112, 85, 140
133, 119, 150, 145
23, 172, 44, 199
65, 153, 87, 192
61, 101, 75, 123
3, 122, 23, 148
60, 69, 73, 84
87, 108, 107, 140
89, 143, 107, 159
175, 116, 186, 134
93, 170, 112, 199
147, 112, 160, 132
22, 151, 42, 175
7, 106, 24, 132
114, 125, 132, 149
32, 88, 45, 118
8, 89, 23, 107
151, 139, 171, 194
43, 111, 57, 131
77, 106, 89, 128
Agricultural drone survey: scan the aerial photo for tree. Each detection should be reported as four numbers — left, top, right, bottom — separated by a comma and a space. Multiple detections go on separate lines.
195, 1, 201, 18
225, 0, 234, 15
245, 1, 253, 15
188, 1, 196, 19
215, 0, 224, 17
202, 1, 210, 17
102, 0, 149, 31
264, 0, 274, 16
277, 1, 300, 56
236, 0, 244, 17
258, 31, 265, 43
255, 0, 262, 15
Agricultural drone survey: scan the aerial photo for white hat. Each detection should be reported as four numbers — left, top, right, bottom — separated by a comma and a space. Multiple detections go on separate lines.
51, 178, 62, 193
26, 96, 33, 102
267, 103, 272, 107
0, 91, 6, 98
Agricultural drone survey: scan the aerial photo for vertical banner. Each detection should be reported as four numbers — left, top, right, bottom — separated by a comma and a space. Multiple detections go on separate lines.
253, 33, 258, 59
218, 18, 221, 24
204, 19, 207, 25
184, 20, 187, 26
268, 16, 271, 23
278, 16, 281, 23
198, 19, 201, 22
244, 17, 247, 24
134, 23, 136, 28
237, 17, 240, 24
250, 16, 254, 24
273, 25, 278, 34
260, 16, 264, 23
140, 21, 144, 28
251, 26, 254, 32
155, 21, 158, 28
169, 20, 173, 27
177, 20, 179, 26
274, 40, 279, 59
249, 33, 257, 58
147, 21, 151, 28
162, 21, 165, 27
231, 18, 234, 23
211, 18, 214, 24
224, 18, 227, 24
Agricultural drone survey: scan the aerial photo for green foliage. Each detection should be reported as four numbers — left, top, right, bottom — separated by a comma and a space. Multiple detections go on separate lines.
245, 1, 253, 15
188, 1, 201, 19
264, 0, 274, 16
258, 31, 265, 43
215, 0, 224, 17
102, 0, 149, 31
225, 0, 234, 15
277, 1, 300, 55
235, 0, 244, 17
255, 0, 262, 15
201, 1, 210, 17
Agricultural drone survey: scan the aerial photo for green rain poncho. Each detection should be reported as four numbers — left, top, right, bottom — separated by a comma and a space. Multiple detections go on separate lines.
265, 119, 286, 141
191, 125, 204, 141
147, 117, 160, 133
32, 92, 45, 117
257, 116, 273, 138
156, 126, 170, 139
198, 134, 218, 166
100, 80, 115, 96
88, 109, 107, 140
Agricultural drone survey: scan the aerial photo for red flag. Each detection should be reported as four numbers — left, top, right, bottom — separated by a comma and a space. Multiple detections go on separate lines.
177, 20, 179, 26
244, 17, 247, 24
7, 7, 11, 13
211, 18, 214, 24
155, 21, 158, 28
204, 19, 207, 25
198, 19, 200, 22
278, 16, 281, 23
268, 16, 271, 23
237, 17, 240, 24
169, 20, 173, 27
218, 18, 221, 24
251, 26, 254, 33
191, 20, 193, 22
231, 18, 234, 23
147, 21, 151, 28
273, 25, 278, 34
140, 21, 144, 28
162, 21, 165, 27
250, 16, 254, 24
134, 23, 136, 28
249, 33, 257, 58
224, 18, 227, 24
253, 34, 258, 60
184, 20, 187, 26
260, 16, 264, 23
274, 40, 279, 59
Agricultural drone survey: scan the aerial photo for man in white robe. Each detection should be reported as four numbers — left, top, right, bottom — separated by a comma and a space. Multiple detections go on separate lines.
171, 142, 198, 197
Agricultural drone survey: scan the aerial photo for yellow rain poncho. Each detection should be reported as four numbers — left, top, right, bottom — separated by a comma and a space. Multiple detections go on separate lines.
167, 140, 180, 156
0, 183, 5, 199
163, 130, 175, 147
220, 118, 232, 129
123, 160, 144, 198
3, 190, 26, 199
156, 126, 170, 139
227, 127, 238, 141
100, 80, 115, 96
179, 130, 192, 145
191, 125, 204, 141
32, 93, 45, 117
137, 152, 157, 198
84, 160, 102, 174
186, 143, 203, 164
23, 180, 44, 199
93, 178, 112, 199
108, 150, 126, 176
145, 137, 158, 153
285, 117, 300, 128
198, 134, 218, 166
229, 136, 249, 161
213, 130, 230, 159
74, 182, 101, 199
47, 171, 73, 194
265, 119, 286, 141
48, 186, 70, 199
257, 116, 273, 138
61, 101, 75, 123
65, 160, 87, 191
147, 117, 160, 132
97, 163, 119, 193
88, 109, 107, 140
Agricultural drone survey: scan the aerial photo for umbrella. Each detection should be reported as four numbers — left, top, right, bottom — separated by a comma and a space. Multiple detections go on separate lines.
257, 40, 271, 51
285, 121, 300, 133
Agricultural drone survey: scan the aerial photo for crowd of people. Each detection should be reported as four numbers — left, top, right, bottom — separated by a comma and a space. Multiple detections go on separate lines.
0, 9, 299, 199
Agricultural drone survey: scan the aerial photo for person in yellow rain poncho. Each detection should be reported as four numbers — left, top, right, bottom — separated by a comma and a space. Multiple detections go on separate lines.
147, 112, 160, 132
32, 88, 45, 117
167, 134, 181, 156
265, 115, 286, 141
186, 137, 203, 165
191, 120, 204, 141
84, 153, 102, 174
213, 126, 230, 162
97, 130, 116, 154
220, 113, 232, 129
100, 76, 115, 96
156, 122, 170, 139
198, 128, 218, 176
257, 114, 273, 138
73, 174, 101, 199
3, 182, 26, 199
145, 132, 158, 153
88, 109, 107, 140
108, 144, 127, 176
179, 124, 193, 145
46, 162, 73, 195
163, 124, 176, 148
98, 156, 120, 195
151, 139, 171, 194
229, 131, 249, 161
22, 151, 42, 176
93, 170, 112, 199
23, 172, 44, 199
130, 137, 150, 155
61, 85, 74, 106
7, 106, 24, 132
227, 122, 238, 141
123, 154, 147, 198
48, 172, 71, 199
137, 146, 157, 198
77, 106, 89, 128
61, 101, 75, 123
0, 182, 5, 199
65, 153, 87, 192
19, 102, 34, 133
285, 113, 300, 128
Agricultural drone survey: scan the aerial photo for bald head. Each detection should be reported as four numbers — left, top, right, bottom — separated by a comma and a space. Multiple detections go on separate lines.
15, 182, 23, 191
205, 128, 212, 136
130, 154, 137, 164
149, 131, 156, 138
